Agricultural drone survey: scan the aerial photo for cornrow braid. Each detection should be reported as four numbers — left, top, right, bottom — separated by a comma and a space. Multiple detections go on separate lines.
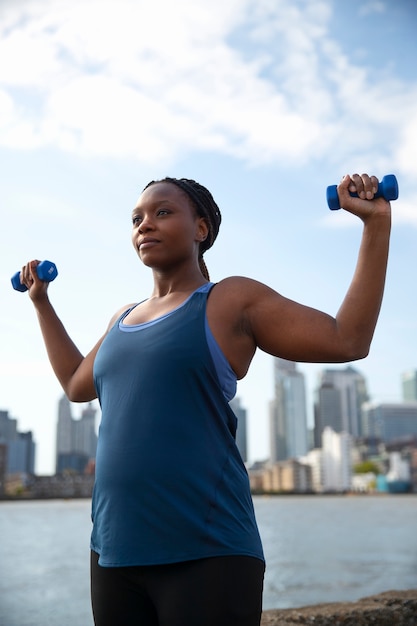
143, 177, 222, 281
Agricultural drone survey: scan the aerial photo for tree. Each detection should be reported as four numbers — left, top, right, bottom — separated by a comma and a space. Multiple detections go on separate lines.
354, 461, 380, 475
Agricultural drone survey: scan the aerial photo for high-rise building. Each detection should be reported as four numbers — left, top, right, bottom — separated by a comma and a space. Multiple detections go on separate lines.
0, 409, 17, 441
0, 409, 35, 475
402, 370, 417, 402
270, 358, 308, 462
56, 395, 73, 457
56, 395, 98, 473
0, 444, 7, 494
74, 403, 98, 460
8, 431, 35, 474
313, 384, 342, 447
229, 397, 248, 463
314, 366, 368, 443
362, 401, 417, 443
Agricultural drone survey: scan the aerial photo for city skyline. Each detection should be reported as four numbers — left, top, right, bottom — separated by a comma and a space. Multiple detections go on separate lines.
2, 362, 416, 476
1, 0, 417, 474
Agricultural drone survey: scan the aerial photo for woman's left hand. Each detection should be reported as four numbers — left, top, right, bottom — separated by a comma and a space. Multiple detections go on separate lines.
337, 173, 391, 222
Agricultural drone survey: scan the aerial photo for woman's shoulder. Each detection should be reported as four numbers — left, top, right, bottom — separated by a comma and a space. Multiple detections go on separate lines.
208, 276, 282, 320
212, 276, 277, 300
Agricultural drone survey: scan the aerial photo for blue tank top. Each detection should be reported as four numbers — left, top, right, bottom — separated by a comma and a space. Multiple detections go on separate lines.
91, 284, 264, 566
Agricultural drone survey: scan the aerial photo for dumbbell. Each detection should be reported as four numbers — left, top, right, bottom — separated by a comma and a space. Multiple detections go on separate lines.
11, 260, 58, 292
326, 174, 399, 210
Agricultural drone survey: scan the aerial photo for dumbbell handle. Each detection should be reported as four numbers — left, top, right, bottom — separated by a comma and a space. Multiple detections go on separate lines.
11, 260, 58, 292
326, 174, 399, 210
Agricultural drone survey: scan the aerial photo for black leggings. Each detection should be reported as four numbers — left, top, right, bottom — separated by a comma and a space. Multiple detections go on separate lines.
91, 551, 265, 626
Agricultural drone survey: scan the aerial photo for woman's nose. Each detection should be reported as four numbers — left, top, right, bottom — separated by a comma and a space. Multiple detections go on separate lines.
139, 214, 154, 232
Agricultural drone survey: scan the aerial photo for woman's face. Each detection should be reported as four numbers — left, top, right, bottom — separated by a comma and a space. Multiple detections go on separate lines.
131, 182, 208, 270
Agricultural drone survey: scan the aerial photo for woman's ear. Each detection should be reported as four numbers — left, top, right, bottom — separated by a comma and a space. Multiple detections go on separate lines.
196, 217, 209, 243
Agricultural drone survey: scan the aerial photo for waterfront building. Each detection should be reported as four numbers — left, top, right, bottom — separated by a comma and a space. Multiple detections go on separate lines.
262, 459, 312, 493
410, 449, 417, 492
269, 358, 308, 462
314, 366, 368, 443
321, 426, 352, 492
300, 448, 323, 492
351, 472, 376, 493
229, 396, 248, 463
402, 370, 417, 402
0, 443, 7, 495
362, 401, 417, 444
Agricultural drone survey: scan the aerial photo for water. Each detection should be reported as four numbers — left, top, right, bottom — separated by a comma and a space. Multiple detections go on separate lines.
0, 495, 416, 625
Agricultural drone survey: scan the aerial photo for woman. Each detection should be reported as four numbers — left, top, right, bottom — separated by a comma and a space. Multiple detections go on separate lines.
19, 173, 391, 626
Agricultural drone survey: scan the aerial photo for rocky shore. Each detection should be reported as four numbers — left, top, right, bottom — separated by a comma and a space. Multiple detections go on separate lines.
261, 589, 417, 625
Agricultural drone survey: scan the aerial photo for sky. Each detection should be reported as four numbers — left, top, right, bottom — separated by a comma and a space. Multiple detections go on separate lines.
1, 0, 417, 475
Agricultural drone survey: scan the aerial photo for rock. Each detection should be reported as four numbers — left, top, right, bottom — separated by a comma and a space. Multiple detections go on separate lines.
261, 589, 417, 625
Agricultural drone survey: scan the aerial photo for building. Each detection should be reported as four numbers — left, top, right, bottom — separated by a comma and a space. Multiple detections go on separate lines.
56, 395, 98, 473
300, 448, 323, 492
402, 370, 417, 402
363, 401, 417, 444
270, 358, 308, 462
410, 449, 417, 492
0, 409, 35, 476
259, 459, 312, 493
229, 397, 248, 463
313, 384, 342, 447
321, 427, 352, 492
0, 444, 7, 495
7, 431, 35, 475
314, 366, 368, 443
56, 395, 73, 458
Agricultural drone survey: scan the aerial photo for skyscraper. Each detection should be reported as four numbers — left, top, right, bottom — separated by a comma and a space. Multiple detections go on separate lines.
229, 396, 248, 463
56, 395, 98, 473
56, 395, 73, 458
270, 358, 308, 462
0, 409, 35, 475
314, 366, 368, 443
362, 401, 417, 443
313, 383, 342, 447
402, 370, 417, 402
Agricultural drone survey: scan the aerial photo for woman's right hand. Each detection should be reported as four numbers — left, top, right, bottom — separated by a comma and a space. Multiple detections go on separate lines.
20, 260, 50, 302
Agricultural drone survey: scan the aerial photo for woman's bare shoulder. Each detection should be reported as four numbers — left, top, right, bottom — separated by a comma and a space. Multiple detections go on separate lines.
212, 276, 278, 301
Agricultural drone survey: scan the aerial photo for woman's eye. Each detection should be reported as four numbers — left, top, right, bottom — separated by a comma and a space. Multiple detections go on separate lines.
132, 215, 142, 225
157, 209, 169, 216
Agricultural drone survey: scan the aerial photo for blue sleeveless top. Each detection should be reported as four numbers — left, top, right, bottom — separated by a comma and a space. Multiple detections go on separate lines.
91, 284, 264, 566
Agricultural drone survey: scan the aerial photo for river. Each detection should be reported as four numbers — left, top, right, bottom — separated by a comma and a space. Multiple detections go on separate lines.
1, 495, 416, 625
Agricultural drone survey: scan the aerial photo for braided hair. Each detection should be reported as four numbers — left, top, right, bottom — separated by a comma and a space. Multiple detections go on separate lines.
143, 177, 222, 280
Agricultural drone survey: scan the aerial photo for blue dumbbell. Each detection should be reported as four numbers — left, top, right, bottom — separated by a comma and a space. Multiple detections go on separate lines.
326, 174, 399, 210
11, 260, 58, 292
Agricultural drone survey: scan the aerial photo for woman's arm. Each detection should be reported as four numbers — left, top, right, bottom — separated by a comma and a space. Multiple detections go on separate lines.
20, 260, 114, 402
244, 173, 391, 363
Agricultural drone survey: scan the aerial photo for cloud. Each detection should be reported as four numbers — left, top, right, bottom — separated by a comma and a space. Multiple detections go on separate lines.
0, 0, 416, 181
392, 196, 417, 227
358, 1, 386, 17
395, 110, 417, 178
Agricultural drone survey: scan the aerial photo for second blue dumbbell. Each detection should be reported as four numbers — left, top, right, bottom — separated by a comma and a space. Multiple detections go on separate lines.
327, 174, 399, 210
11, 260, 58, 292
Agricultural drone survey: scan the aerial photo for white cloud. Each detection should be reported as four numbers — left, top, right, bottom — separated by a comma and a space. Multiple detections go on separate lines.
392, 196, 417, 227
0, 0, 416, 181
358, 1, 386, 17
395, 110, 417, 178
